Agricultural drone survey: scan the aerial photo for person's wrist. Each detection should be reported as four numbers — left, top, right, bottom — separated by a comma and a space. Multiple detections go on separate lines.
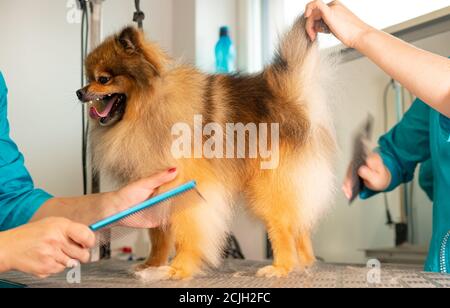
352, 25, 376, 51
97, 192, 121, 220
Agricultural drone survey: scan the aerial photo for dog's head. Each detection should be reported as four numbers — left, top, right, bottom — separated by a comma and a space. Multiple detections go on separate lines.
76, 27, 167, 127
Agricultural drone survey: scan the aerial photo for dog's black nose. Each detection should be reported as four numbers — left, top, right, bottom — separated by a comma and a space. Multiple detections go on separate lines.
76, 89, 84, 101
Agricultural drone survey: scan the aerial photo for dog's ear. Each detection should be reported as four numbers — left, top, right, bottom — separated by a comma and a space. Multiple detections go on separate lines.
116, 26, 167, 77
118, 27, 141, 54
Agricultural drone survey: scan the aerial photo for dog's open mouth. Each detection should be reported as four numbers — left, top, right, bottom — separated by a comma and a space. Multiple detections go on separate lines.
89, 94, 127, 127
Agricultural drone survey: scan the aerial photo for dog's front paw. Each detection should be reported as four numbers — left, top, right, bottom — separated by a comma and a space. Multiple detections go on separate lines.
134, 266, 173, 282
134, 265, 194, 282
297, 249, 316, 269
166, 266, 195, 280
298, 256, 316, 269
256, 265, 292, 278
133, 263, 152, 272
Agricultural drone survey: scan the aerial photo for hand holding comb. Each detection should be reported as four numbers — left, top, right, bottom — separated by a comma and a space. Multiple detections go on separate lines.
89, 181, 204, 252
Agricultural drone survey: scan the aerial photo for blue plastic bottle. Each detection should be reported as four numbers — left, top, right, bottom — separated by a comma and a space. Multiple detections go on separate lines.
215, 26, 236, 74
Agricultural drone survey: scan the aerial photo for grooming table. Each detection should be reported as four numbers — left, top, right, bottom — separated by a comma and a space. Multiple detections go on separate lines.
0, 260, 449, 288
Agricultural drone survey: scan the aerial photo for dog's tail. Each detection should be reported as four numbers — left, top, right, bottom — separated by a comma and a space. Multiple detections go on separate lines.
266, 15, 338, 134
265, 16, 338, 230
265, 16, 321, 104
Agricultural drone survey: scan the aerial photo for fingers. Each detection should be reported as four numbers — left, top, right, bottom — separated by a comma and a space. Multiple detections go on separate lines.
305, 8, 320, 41
315, 20, 331, 34
109, 168, 179, 218
358, 165, 378, 181
342, 182, 352, 200
65, 222, 96, 250
36, 260, 66, 278
37, 248, 83, 278
342, 164, 377, 200
360, 153, 384, 183
305, 1, 319, 40
123, 168, 179, 195
133, 168, 179, 191
54, 249, 73, 268
342, 166, 354, 200
342, 153, 390, 200
64, 223, 93, 264
357, 153, 391, 191
365, 152, 384, 170
118, 168, 179, 204
33, 249, 68, 278
61, 240, 91, 264
305, 0, 325, 18
305, 0, 332, 41
305, 0, 331, 19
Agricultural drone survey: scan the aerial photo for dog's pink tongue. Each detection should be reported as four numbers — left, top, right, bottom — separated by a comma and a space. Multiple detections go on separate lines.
89, 100, 115, 119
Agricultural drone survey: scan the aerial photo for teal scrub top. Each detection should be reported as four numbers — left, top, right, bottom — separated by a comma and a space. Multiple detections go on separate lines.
419, 160, 434, 201
360, 99, 450, 273
0, 72, 52, 231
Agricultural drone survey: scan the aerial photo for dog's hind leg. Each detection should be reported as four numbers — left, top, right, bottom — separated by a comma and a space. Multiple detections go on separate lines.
257, 219, 298, 278
245, 168, 301, 278
296, 231, 316, 268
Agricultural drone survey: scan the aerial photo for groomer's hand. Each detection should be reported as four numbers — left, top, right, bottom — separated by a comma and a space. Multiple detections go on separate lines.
104, 168, 179, 228
342, 153, 392, 200
0, 218, 95, 278
305, 0, 372, 49
111, 169, 178, 213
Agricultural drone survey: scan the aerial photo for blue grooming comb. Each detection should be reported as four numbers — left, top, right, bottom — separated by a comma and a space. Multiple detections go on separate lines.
90, 181, 197, 232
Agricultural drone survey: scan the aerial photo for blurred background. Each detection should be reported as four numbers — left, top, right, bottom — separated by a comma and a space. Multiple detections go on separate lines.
1, 0, 449, 265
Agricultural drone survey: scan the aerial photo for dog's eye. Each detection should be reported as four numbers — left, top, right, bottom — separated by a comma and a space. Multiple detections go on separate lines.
98, 76, 111, 85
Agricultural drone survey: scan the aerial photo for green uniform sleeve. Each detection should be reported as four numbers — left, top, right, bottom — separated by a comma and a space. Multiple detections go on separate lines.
360, 99, 432, 199
440, 114, 450, 142
418, 160, 434, 201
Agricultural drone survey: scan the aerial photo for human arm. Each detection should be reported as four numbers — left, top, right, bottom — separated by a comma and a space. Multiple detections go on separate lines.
305, 0, 450, 117
31, 169, 178, 226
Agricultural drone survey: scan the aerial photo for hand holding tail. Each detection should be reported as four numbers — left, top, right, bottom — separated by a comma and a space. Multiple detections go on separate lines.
305, 0, 372, 49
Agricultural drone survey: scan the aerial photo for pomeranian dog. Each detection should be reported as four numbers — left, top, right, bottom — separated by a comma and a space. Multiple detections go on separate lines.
76, 15, 336, 280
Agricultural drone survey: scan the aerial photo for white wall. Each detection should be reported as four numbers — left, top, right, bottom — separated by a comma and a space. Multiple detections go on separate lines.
103, 0, 173, 52
0, 0, 173, 199
0, 0, 84, 198
172, 0, 196, 63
